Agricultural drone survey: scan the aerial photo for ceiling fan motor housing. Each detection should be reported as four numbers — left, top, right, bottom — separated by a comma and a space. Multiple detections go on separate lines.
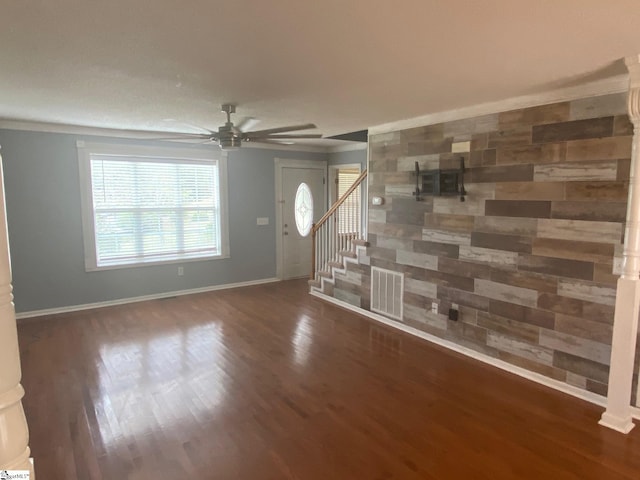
217, 124, 241, 149
219, 136, 241, 149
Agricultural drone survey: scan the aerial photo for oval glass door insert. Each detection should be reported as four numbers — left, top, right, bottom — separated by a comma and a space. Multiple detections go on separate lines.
294, 182, 313, 237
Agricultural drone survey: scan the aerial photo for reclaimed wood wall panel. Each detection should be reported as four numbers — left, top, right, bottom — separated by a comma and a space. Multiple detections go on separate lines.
532, 117, 614, 143
329, 92, 633, 397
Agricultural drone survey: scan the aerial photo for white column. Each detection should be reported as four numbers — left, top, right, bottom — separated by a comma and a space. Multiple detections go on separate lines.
599, 55, 640, 434
0, 149, 34, 475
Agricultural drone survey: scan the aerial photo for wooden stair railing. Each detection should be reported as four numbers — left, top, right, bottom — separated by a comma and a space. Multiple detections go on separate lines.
311, 169, 367, 281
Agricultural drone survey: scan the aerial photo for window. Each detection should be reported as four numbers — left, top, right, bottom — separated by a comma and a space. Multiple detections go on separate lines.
336, 167, 361, 235
78, 142, 229, 270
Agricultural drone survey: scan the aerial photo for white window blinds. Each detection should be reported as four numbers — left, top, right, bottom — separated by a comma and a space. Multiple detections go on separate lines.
337, 168, 361, 235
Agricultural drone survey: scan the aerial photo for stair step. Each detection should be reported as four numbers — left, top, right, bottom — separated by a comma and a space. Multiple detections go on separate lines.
317, 270, 332, 278
352, 239, 370, 247
339, 250, 357, 259
328, 261, 343, 269
308, 279, 321, 288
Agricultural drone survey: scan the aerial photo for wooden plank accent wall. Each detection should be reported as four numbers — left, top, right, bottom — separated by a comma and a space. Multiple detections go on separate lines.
331, 93, 637, 397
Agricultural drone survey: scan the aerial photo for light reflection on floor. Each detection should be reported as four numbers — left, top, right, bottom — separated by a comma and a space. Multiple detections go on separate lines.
291, 315, 313, 367
95, 322, 228, 447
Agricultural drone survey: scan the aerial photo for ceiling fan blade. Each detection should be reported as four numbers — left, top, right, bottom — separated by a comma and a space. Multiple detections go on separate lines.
245, 139, 295, 146
235, 117, 261, 133
248, 133, 323, 140
244, 123, 317, 137
146, 135, 215, 141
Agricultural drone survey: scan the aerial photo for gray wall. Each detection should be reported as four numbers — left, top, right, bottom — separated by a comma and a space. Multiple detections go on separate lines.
0, 129, 327, 313
327, 147, 367, 168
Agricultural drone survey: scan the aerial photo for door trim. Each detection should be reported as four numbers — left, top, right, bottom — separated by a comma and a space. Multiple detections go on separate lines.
274, 158, 327, 280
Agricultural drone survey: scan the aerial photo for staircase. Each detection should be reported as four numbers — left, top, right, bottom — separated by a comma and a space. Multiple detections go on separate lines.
309, 169, 369, 293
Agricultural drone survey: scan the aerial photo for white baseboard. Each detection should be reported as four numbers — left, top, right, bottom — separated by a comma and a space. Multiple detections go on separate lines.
310, 291, 640, 425
16, 277, 280, 321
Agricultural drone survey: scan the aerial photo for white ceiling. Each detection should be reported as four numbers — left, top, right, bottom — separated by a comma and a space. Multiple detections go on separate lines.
1, 0, 639, 145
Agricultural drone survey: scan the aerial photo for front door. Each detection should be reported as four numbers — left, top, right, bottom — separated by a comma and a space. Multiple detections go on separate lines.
281, 166, 325, 279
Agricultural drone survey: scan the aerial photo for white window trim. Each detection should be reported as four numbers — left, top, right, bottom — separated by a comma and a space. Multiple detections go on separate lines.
77, 141, 230, 271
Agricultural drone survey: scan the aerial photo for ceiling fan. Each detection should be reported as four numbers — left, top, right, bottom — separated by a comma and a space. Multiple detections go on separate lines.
158, 104, 322, 150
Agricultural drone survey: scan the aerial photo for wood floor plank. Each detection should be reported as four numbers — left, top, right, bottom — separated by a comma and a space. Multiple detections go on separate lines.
17, 279, 640, 479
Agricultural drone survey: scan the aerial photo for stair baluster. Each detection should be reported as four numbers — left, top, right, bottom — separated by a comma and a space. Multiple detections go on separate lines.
310, 169, 368, 282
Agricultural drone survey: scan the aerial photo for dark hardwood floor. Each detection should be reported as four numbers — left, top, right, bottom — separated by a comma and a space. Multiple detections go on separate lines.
17, 279, 640, 479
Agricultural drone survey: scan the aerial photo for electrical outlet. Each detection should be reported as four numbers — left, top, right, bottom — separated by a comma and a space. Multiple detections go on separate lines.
431, 302, 438, 314
178, 266, 184, 276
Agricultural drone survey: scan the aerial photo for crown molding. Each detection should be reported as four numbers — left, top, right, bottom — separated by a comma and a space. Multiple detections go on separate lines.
625, 55, 640, 89
327, 142, 368, 153
0, 119, 330, 153
368, 74, 629, 136
0, 119, 179, 140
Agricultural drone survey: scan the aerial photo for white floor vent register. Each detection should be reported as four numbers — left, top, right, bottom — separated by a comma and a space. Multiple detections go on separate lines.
370, 266, 404, 320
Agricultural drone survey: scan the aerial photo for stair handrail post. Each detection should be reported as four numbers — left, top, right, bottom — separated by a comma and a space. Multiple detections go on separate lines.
0, 149, 35, 476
